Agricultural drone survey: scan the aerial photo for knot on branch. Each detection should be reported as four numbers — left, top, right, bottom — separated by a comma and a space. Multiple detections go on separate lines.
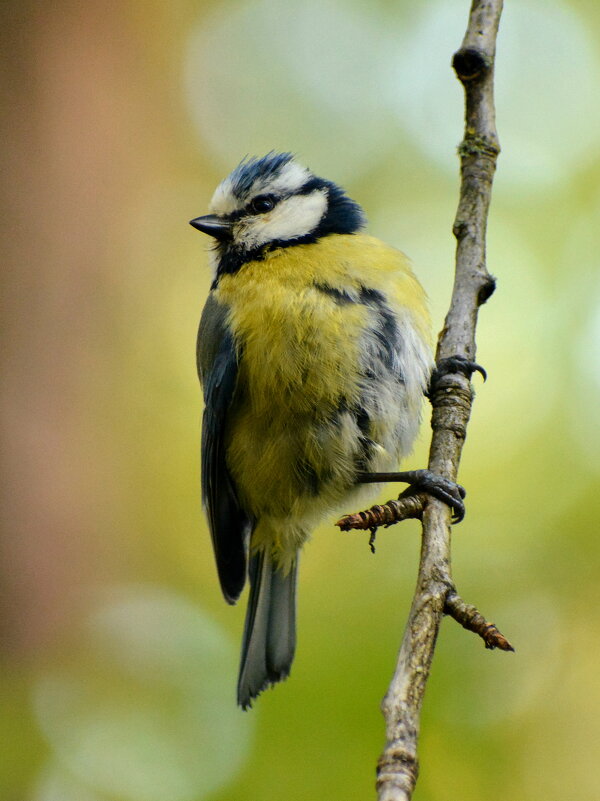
478, 274, 496, 305
458, 133, 500, 160
377, 744, 419, 795
430, 377, 473, 406
452, 47, 490, 82
429, 377, 473, 443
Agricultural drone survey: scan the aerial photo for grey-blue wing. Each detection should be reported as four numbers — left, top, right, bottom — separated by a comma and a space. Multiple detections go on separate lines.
197, 295, 251, 604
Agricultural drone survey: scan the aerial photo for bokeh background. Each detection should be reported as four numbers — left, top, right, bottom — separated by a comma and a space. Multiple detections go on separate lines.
2, 1, 600, 799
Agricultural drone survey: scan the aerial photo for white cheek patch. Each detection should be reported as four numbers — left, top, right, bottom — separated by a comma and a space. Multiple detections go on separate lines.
235, 190, 328, 248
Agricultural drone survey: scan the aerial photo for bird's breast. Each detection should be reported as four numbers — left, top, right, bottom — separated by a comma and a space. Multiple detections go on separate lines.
208, 235, 433, 520
220, 284, 365, 414
212, 234, 429, 412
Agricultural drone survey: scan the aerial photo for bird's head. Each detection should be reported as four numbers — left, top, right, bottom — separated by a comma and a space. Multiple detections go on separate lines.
190, 152, 365, 274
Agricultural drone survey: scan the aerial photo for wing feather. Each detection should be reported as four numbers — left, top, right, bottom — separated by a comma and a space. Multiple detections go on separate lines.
197, 295, 250, 603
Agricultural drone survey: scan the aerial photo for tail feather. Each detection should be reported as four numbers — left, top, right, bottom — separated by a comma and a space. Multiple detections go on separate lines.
237, 550, 298, 709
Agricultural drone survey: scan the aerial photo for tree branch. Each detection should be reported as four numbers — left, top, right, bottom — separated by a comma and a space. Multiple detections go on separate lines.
444, 592, 514, 652
339, 3, 506, 799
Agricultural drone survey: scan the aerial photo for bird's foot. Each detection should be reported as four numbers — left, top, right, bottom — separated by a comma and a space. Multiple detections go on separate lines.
396, 469, 466, 523
426, 355, 486, 398
356, 469, 466, 523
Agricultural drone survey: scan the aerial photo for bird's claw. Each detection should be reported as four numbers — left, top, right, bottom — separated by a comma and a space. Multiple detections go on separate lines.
427, 355, 487, 398
400, 469, 466, 524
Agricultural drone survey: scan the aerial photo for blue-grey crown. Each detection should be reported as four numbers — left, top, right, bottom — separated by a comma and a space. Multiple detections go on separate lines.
228, 151, 295, 199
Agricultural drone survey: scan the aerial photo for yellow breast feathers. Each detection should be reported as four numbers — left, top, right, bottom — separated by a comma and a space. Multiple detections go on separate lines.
213, 233, 431, 415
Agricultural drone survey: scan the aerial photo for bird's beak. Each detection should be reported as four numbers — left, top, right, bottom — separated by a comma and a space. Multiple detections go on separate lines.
189, 214, 233, 242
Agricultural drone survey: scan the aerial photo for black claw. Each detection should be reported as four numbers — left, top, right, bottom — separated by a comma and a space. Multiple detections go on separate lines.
427, 355, 487, 398
397, 469, 466, 524
356, 469, 467, 524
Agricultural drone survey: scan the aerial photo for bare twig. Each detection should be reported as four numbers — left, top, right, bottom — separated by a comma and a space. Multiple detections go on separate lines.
336, 493, 426, 532
445, 592, 514, 651
369, 3, 506, 800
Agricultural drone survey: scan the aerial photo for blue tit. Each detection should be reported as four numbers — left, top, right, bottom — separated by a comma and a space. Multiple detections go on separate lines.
191, 152, 439, 709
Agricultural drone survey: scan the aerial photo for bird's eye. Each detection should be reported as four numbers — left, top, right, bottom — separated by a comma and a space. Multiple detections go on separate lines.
250, 195, 276, 214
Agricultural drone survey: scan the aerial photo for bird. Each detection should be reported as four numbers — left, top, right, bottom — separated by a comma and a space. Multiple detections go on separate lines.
190, 152, 464, 709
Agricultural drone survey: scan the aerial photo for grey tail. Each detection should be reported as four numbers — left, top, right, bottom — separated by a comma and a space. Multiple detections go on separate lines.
237, 549, 298, 709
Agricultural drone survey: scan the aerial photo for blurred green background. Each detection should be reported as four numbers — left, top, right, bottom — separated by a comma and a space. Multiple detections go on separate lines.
2, 1, 600, 799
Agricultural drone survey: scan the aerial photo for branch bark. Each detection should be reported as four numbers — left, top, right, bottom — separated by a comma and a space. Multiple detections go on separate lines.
373, 3, 505, 799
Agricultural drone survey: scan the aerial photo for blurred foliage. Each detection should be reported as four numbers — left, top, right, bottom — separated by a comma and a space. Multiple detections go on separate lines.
1, 1, 599, 800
